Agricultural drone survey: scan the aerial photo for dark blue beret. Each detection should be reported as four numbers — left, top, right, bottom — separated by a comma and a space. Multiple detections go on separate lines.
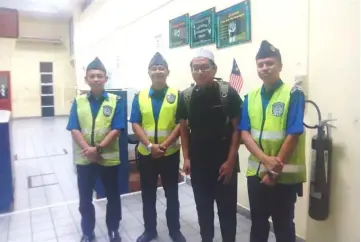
86, 57, 106, 73
148, 52, 168, 69
256, 40, 282, 62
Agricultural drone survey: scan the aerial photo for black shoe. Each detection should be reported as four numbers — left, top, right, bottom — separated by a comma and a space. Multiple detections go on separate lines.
136, 231, 158, 242
80, 234, 96, 242
108, 231, 121, 242
170, 231, 186, 242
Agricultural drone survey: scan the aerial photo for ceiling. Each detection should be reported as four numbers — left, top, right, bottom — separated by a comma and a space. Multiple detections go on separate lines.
0, 0, 86, 20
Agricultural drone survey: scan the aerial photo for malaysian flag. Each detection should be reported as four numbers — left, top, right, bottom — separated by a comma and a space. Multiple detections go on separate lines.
229, 58, 243, 93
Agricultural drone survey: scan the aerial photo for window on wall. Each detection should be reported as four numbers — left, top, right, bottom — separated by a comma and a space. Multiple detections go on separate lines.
40, 62, 53, 73
41, 86, 53, 95
40, 62, 54, 117
41, 74, 53, 84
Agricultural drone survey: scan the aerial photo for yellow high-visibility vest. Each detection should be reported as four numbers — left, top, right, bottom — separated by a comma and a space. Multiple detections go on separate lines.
137, 87, 180, 156
74, 93, 120, 166
247, 84, 306, 184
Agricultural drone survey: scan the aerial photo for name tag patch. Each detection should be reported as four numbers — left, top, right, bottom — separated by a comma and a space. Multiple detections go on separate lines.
272, 102, 285, 117
166, 93, 176, 104
103, 105, 113, 117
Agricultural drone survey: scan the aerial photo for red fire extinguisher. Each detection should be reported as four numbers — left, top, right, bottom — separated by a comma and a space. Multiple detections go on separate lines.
304, 100, 336, 221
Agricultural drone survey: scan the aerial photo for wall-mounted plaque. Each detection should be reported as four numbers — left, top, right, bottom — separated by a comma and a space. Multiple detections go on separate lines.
169, 14, 190, 48
216, 1, 251, 49
190, 7, 216, 48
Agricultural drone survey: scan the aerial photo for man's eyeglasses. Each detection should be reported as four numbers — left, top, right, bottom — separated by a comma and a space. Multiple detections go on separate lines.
191, 65, 211, 73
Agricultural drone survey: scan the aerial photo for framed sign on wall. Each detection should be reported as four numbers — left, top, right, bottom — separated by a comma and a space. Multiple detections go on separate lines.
216, 0, 251, 49
189, 7, 216, 48
169, 14, 190, 48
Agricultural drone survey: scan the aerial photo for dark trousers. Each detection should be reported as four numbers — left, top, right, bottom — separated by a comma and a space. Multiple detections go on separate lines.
191, 163, 238, 242
247, 175, 300, 242
77, 164, 121, 237
137, 151, 181, 236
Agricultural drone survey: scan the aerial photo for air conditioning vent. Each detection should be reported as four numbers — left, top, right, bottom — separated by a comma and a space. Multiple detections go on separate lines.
17, 36, 63, 45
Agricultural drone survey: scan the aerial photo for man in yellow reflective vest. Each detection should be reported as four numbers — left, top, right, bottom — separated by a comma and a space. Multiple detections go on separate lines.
239, 41, 306, 242
67, 57, 124, 242
130, 52, 186, 242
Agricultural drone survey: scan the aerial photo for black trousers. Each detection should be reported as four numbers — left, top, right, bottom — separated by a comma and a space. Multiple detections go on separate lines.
77, 164, 121, 237
190, 161, 238, 242
247, 175, 300, 242
137, 151, 181, 236
189, 138, 238, 242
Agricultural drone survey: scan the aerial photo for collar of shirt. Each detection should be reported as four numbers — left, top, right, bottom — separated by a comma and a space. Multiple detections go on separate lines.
149, 86, 168, 99
87, 91, 108, 101
261, 79, 283, 98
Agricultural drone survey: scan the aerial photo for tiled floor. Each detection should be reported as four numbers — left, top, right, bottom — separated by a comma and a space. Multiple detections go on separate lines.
0, 184, 279, 242
1, 117, 279, 242
11, 117, 78, 211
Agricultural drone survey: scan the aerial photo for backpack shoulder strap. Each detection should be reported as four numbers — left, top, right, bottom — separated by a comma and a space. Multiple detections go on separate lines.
217, 79, 229, 113
182, 86, 194, 115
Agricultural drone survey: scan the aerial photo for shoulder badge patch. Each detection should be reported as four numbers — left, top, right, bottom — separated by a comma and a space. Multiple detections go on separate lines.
103, 105, 113, 117
272, 102, 285, 117
166, 93, 176, 104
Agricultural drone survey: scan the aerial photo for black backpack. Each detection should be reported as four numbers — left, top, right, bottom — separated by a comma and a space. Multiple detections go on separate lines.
182, 78, 230, 127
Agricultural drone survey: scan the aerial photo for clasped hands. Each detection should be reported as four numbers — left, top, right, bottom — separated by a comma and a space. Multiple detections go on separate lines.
150, 143, 168, 159
82, 146, 103, 163
261, 156, 284, 186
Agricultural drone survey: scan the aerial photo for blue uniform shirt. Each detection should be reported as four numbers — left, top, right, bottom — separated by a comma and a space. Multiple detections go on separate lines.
66, 91, 125, 131
129, 86, 180, 124
238, 80, 305, 135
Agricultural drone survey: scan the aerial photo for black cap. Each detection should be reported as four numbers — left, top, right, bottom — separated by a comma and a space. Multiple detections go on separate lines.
86, 57, 106, 73
148, 52, 168, 69
256, 40, 282, 62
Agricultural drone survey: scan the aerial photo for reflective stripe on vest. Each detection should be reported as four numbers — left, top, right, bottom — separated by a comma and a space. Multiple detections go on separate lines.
246, 84, 306, 184
138, 140, 180, 150
251, 129, 286, 140
137, 87, 180, 156
138, 129, 181, 149
142, 130, 172, 137
248, 159, 305, 173
73, 152, 120, 160
74, 93, 120, 166
81, 127, 110, 137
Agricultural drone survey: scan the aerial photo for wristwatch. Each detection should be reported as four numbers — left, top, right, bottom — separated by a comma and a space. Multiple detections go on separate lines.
146, 143, 153, 152
96, 144, 103, 154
